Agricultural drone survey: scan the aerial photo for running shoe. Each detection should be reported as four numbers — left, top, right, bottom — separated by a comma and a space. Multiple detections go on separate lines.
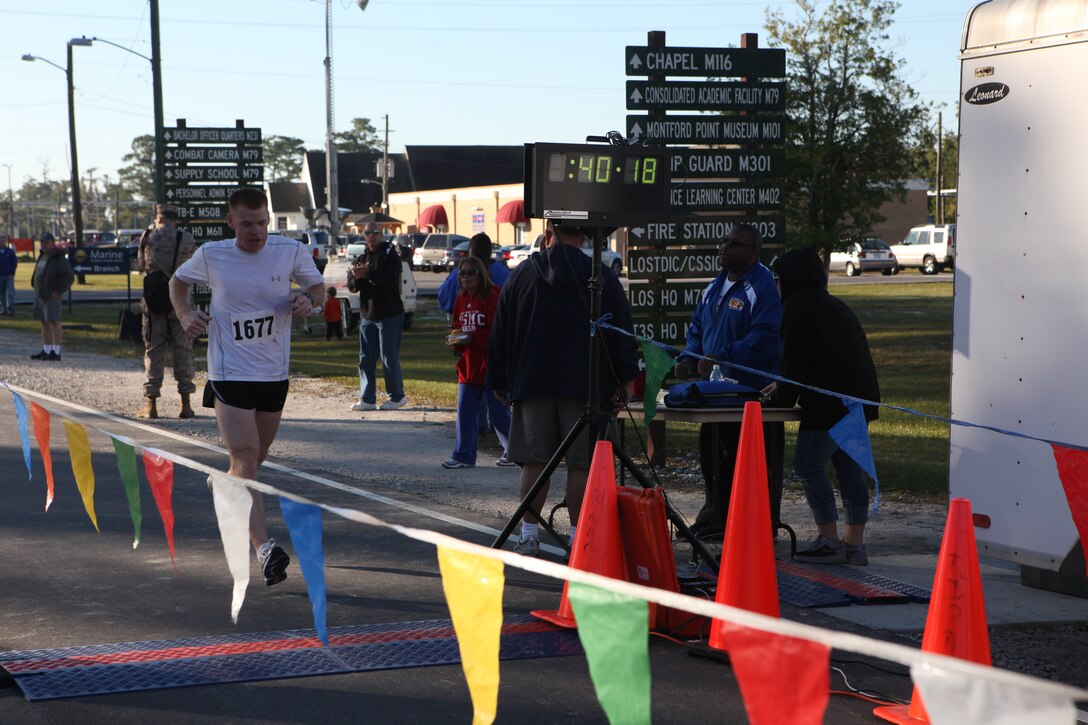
257, 539, 290, 586
350, 401, 377, 412
496, 455, 517, 467
845, 542, 869, 566
379, 396, 408, 411
514, 537, 540, 557
794, 535, 846, 564
442, 458, 474, 469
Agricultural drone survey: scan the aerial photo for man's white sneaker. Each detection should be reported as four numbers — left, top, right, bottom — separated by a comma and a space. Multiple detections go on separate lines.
350, 401, 377, 412
380, 397, 408, 411
514, 537, 540, 557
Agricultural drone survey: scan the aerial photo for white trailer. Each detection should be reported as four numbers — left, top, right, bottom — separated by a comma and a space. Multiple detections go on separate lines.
951, 0, 1088, 583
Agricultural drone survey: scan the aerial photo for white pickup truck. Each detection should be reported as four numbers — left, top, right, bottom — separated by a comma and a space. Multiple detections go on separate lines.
323, 243, 418, 333
889, 224, 956, 275
507, 233, 625, 274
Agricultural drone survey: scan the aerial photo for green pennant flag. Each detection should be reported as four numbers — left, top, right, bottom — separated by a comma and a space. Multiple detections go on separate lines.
567, 582, 651, 725
639, 337, 675, 425
111, 438, 142, 549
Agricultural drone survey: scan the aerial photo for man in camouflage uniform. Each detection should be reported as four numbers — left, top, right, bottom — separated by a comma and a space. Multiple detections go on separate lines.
138, 204, 197, 419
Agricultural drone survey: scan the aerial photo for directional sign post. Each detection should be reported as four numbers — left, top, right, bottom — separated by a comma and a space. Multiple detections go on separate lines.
628, 115, 786, 145
165, 166, 263, 184
66, 247, 133, 275
627, 216, 785, 247
670, 149, 784, 179
162, 127, 261, 144
670, 182, 782, 212
165, 147, 263, 164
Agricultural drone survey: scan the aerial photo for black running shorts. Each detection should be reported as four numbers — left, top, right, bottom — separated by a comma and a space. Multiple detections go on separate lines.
203, 380, 290, 412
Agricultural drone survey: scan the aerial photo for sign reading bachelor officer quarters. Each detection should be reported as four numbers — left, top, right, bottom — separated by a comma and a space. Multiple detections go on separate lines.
625, 46, 785, 78
162, 127, 261, 144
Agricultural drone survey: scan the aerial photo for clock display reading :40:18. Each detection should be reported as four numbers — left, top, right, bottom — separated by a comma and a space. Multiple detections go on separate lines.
546, 152, 660, 185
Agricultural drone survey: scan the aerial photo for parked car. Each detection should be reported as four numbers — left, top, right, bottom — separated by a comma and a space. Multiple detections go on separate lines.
412, 233, 470, 272
889, 223, 956, 275
829, 239, 897, 276
81, 230, 117, 247
442, 241, 472, 270
506, 233, 624, 274
275, 229, 329, 274
326, 242, 418, 332
394, 232, 428, 268
498, 244, 528, 269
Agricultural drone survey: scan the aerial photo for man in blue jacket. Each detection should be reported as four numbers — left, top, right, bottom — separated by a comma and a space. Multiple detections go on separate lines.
0, 234, 17, 316
674, 223, 784, 537
488, 222, 638, 556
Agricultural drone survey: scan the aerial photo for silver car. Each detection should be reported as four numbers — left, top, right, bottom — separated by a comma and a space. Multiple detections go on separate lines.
829, 239, 897, 276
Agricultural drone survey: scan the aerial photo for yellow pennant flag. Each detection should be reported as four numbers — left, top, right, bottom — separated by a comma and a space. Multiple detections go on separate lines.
437, 546, 504, 725
62, 420, 99, 532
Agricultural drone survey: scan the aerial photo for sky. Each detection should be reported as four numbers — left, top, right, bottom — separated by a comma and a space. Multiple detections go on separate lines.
0, 0, 975, 192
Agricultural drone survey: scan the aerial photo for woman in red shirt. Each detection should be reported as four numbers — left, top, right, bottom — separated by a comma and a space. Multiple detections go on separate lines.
443, 256, 511, 468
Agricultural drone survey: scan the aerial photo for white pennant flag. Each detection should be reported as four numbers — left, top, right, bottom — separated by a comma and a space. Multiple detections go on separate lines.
912, 664, 1075, 725
210, 475, 253, 624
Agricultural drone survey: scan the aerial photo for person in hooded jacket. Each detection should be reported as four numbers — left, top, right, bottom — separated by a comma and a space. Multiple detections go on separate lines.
765, 247, 880, 566
487, 221, 638, 557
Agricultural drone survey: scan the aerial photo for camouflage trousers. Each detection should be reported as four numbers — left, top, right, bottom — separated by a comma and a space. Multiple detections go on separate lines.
142, 302, 196, 398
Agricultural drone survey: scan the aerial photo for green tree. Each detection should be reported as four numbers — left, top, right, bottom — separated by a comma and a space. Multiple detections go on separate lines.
766, 0, 928, 253
910, 121, 959, 223
117, 134, 156, 201
263, 135, 306, 182
332, 117, 380, 153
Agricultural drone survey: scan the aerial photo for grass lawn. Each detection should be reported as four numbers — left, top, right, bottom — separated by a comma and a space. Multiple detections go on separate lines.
0, 281, 954, 496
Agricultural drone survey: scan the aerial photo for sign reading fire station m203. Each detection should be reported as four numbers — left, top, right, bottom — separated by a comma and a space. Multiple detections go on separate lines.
625, 46, 785, 78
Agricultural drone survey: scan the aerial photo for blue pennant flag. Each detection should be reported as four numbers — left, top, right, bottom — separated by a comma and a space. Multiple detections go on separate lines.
829, 400, 880, 516
279, 497, 329, 646
12, 392, 32, 481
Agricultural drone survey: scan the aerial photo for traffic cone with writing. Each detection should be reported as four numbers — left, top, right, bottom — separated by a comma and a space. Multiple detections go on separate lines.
874, 498, 992, 724
532, 440, 627, 629
707, 401, 780, 650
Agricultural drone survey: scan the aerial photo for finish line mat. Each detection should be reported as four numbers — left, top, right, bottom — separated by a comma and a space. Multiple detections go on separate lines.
0, 615, 582, 702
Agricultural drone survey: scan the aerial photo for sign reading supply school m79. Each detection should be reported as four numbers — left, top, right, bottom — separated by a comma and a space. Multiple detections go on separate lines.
165, 166, 263, 184
625, 46, 785, 78
627, 80, 786, 112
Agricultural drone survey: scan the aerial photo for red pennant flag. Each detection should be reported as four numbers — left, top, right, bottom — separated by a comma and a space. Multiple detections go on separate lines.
29, 402, 56, 510
142, 451, 176, 564
1052, 445, 1088, 576
720, 624, 830, 725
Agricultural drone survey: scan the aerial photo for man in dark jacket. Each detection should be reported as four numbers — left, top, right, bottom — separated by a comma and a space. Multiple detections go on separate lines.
767, 247, 880, 565
30, 232, 75, 361
348, 222, 407, 411
487, 222, 638, 556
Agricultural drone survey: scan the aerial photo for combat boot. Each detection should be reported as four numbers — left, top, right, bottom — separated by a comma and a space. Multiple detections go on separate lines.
139, 397, 159, 419
179, 393, 195, 419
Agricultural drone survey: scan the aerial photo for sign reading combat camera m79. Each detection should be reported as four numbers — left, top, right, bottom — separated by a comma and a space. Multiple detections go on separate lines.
524, 142, 671, 224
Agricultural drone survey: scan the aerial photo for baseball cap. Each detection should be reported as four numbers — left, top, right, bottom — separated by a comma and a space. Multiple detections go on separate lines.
40, 232, 55, 243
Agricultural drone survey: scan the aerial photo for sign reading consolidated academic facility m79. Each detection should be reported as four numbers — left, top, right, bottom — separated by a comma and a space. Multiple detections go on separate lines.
626, 80, 786, 112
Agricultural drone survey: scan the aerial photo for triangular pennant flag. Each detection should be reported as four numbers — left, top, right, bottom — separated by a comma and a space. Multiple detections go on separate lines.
911, 663, 1075, 724
12, 391, 32, 481
30, 402, 55, 510
62, 419, 99, 532
567, 582, 651, 725
142, 451, 176, 563
110, 437, 142, 549
829, 399, 880, 515
210, 474, 253, 624
437, 546, 504, 725
280, 497, 328, 646
1052, 445, 1088, 577
638, 337, 675, 425
719, 624, 830, 725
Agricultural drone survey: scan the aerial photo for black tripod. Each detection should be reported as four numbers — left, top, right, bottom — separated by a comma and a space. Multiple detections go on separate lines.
490, 226, 720, 571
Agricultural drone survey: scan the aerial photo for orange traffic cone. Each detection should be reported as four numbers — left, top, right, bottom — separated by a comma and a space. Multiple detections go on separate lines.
532, 440, 627, 628
707, 401, 780, 650
874, 498, 992, 723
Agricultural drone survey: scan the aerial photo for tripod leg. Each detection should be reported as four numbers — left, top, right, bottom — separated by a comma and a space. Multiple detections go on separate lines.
611, 441, 721, 571
492, 416, 588, 549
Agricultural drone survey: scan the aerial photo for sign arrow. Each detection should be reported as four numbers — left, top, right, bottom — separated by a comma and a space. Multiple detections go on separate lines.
628, 122, 643, 144
630, 226, 645, 238
71, 264, 92, 273
629, 87, 643, 104
629, 53, 642, 70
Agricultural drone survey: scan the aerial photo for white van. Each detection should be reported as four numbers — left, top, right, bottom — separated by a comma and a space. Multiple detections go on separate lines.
889, 223, 955, 275
323, 242, 418, 332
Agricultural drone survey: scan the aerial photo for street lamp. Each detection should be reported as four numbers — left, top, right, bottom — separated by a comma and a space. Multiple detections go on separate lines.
22, 37, 92, 257
325, 0, 369, 239
82, 26, 166, 204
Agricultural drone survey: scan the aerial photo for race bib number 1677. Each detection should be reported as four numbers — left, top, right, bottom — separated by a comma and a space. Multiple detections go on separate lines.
230, 309, 276, 346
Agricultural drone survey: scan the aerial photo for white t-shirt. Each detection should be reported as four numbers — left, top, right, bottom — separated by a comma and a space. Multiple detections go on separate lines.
174, 235, 325, 381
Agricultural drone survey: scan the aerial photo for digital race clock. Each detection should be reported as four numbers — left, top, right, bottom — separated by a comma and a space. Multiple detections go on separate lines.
524, 142, 671, 225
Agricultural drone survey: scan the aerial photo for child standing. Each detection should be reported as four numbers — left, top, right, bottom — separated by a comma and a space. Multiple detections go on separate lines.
442, 256, 512, 469
324, 286, 343, 340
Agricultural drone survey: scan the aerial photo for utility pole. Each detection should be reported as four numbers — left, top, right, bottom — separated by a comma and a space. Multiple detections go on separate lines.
150, 0, 166, 203
381, 114, 389, 212
936, 111, 943, 226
